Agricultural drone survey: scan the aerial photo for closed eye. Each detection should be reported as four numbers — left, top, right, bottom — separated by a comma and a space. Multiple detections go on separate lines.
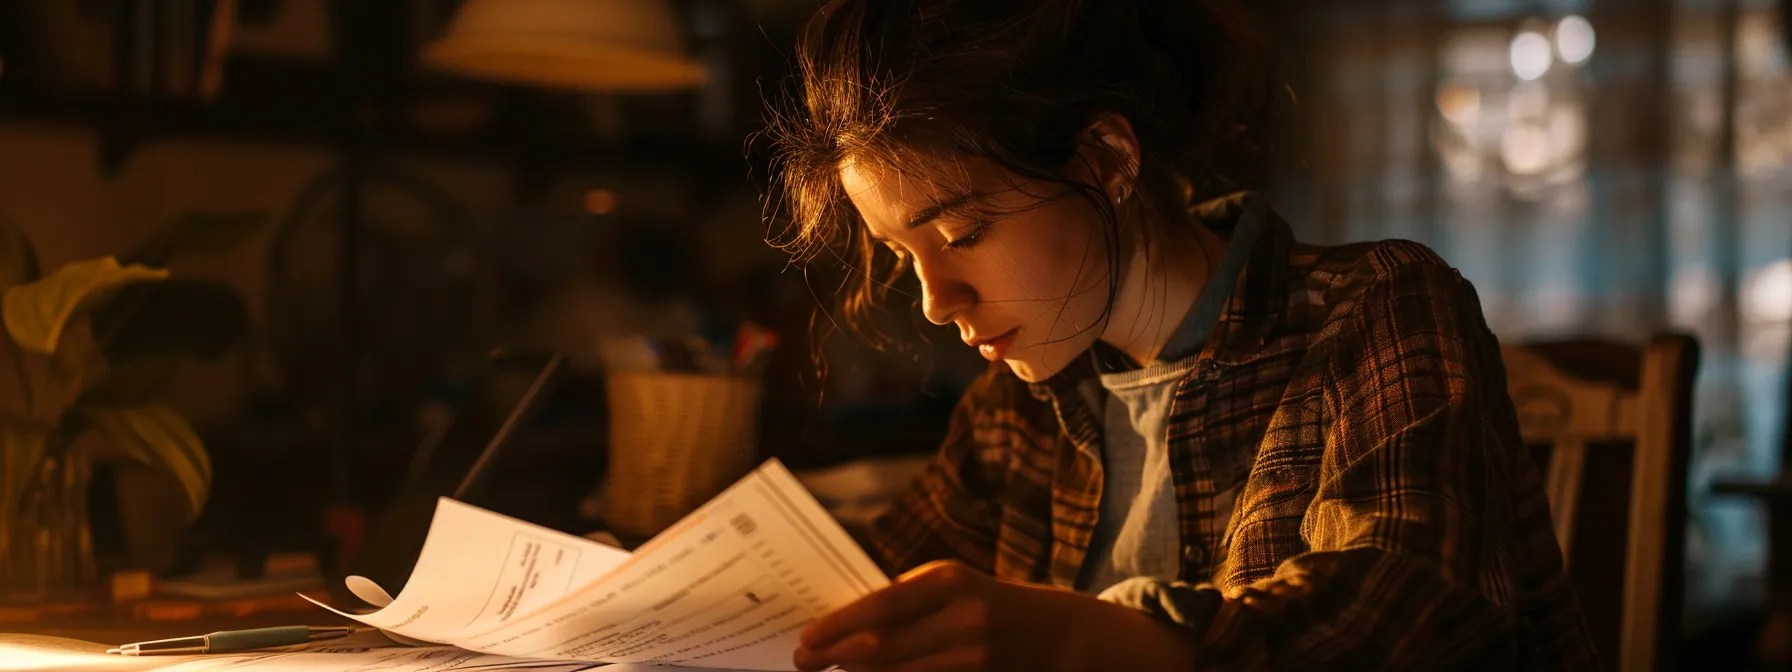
943, 220, 992, 251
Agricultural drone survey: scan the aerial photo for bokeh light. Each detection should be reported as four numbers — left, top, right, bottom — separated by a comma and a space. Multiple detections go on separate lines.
1742, 259, 1792, 325
1508, 80, 1551, 120
585, 188, 618, 215
1436, 82, 1482, 128
1669, 266, 1721, 327
1510, 30, 1554, 80
1555, 16, 1596, 65
1501, 123, 1553, 175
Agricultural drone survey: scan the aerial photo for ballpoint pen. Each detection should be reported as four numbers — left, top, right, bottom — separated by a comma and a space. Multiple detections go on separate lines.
107, 625, 356, 656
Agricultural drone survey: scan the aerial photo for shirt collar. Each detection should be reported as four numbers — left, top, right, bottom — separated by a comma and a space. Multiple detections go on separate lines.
1200, 191, 1294, 367
1028, 191, 1293, 405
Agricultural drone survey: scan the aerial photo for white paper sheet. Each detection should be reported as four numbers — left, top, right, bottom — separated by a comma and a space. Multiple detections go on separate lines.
450, 461, 890, 670
139, 629, 743, 671
0, 624, 753, 671
0, 630, 597, 672
305, 498, 632, 644
303, 460, 887, 670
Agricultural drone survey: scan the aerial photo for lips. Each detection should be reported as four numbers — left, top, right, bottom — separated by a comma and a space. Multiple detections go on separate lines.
966, 328, 1019, 362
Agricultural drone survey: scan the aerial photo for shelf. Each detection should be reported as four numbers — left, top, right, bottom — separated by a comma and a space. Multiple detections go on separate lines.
0, 88, 751, 178
0, 91, 330, 138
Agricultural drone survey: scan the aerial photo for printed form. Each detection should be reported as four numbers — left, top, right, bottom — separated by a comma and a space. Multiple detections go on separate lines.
306, 498, 633, 644
308, 460, 890, 671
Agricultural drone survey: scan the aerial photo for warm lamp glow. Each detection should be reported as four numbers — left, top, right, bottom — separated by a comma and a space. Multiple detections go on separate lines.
586, 188, 618, 215
424, 0, 706, 92
1436, 82, 1481, 128
0, 646, 146, 670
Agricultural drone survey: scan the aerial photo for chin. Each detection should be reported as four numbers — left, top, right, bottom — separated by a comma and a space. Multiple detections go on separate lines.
1004, 359, 1047, 383
1000, 335, 1096, 382
1002, 352, 1069, 383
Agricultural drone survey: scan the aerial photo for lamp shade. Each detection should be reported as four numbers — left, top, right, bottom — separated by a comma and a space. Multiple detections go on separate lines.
423, 0, 706, 92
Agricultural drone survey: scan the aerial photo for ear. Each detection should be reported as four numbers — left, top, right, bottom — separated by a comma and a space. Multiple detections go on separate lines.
1072, 113, 1142, 206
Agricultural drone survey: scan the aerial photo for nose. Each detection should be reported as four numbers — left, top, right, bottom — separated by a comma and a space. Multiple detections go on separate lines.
915, 257, 975, 326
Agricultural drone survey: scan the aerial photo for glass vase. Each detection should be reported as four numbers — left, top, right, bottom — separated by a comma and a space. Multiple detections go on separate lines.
0, 444, 96, 604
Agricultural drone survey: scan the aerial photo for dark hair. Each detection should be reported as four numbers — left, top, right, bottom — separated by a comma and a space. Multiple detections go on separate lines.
762, 0, 1281, 352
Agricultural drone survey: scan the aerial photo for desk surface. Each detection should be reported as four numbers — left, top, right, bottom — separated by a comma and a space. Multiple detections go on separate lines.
7, 610, 358, 648
0, 621, 374, 672
2, 589, 360, 653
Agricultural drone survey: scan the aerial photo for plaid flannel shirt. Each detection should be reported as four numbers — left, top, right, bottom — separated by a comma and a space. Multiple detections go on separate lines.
869, 196, 1599, 669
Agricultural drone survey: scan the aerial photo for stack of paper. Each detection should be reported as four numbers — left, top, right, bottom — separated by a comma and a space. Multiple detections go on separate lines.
0, 628, 746, 671
296, 458, 892, 671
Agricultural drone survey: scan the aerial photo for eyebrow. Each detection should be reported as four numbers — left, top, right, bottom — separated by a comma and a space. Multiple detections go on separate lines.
868, 192, 977, 245
905, 192, 976, 230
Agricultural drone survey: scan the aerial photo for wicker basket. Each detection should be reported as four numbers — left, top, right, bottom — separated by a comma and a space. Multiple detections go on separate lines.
602, 372, 762, 538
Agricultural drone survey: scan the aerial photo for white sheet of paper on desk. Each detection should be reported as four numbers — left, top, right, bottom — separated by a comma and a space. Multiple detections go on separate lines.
450, 461, 890, 670
304, 459, 890, 670
143, 629, 742, 671
304, 498, 632, 644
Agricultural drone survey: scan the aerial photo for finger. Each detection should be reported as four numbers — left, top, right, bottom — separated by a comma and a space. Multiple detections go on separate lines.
794, 632, 871, 671
802, 561, 976, 649
831, 595, 989, 668
874, 645, 990, 672
800, 589, 941, 653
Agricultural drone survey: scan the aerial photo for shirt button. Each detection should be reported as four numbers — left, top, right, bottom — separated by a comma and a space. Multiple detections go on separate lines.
1182, 544, 1207, 567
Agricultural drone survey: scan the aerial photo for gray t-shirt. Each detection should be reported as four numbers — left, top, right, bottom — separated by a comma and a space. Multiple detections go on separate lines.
1074, 194, 1270, 595
1078, 356, 1201, 594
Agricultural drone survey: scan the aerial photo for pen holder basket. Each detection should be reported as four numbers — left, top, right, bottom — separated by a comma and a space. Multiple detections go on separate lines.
602, 372, 763, 538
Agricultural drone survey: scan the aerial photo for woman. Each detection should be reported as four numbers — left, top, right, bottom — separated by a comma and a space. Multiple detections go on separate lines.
763, 0, 1598, 669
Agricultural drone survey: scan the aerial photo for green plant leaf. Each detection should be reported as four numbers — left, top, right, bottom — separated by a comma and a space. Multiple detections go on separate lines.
48, 314, 95, 388
75, 354, 184, 408
86, 404, 210, 520
125, 212, 271, 267
91, 280, 248, 363
0, 213, 41, 291
2, 257, 168, 354
0, 416, 50, 525
0, 215, 42, 415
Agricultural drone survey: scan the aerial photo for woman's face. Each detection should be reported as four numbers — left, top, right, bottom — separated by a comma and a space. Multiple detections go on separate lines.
840, 155, 1115, 382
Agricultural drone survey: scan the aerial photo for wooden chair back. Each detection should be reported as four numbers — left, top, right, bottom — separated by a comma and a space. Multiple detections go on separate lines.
1500, 334, 1699, 672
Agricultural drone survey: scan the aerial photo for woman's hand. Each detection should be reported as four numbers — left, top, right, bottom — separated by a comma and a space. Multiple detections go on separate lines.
792, 560, 1196, 672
